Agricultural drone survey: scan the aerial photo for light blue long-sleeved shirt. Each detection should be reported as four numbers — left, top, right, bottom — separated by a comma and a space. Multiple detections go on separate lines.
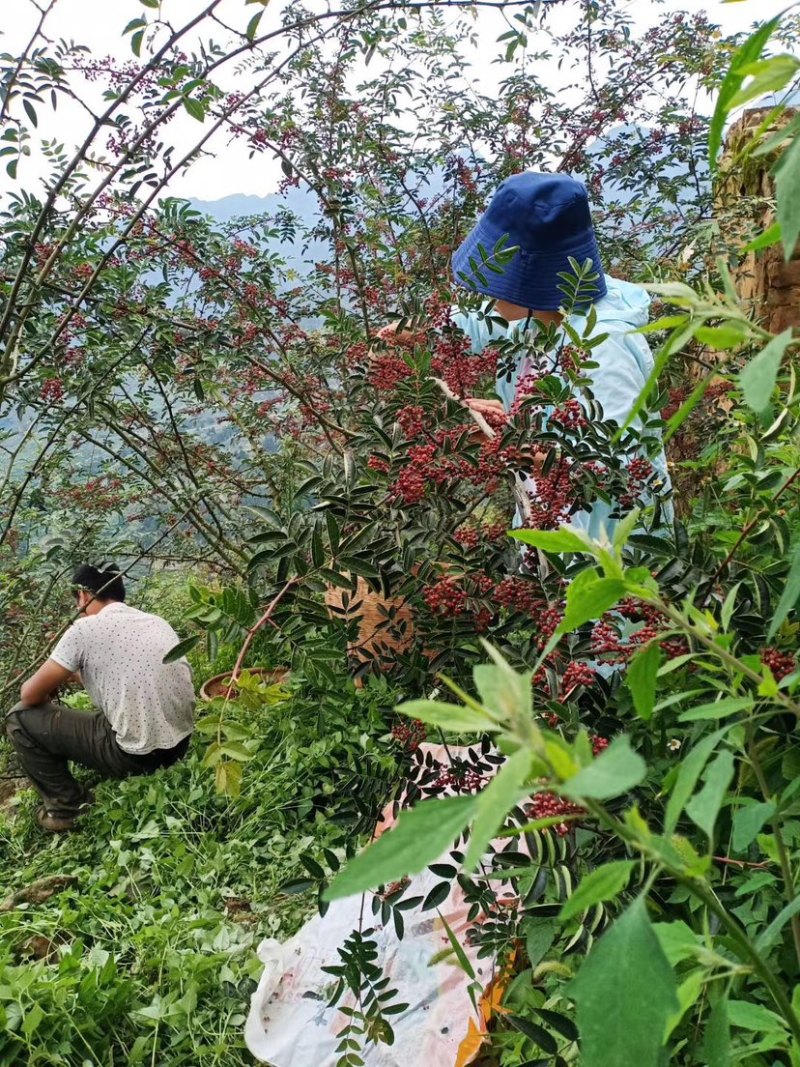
452, 277, 673, 540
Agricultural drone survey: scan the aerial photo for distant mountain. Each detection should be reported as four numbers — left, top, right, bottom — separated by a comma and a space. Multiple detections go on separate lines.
190, 184, 316, 224
191, 185, 327, 285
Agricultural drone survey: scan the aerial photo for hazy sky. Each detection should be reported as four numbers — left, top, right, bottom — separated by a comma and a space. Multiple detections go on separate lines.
0, 0, 787, 203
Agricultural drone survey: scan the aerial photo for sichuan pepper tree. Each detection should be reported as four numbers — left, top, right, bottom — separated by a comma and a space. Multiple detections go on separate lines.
312, 12, 800, 1067
0, 0, 765, 704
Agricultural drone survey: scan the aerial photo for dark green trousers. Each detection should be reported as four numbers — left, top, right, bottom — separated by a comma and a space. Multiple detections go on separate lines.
4, 702, 189, 817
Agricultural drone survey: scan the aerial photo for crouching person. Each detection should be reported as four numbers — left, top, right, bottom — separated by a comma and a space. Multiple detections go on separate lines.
5, 564, 195, 832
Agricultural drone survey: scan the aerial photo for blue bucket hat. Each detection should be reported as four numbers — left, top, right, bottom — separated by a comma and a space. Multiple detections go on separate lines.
452, 171, 607, 311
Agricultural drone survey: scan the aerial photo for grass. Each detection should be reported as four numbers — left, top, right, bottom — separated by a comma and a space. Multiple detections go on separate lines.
0, 674, 401, 1066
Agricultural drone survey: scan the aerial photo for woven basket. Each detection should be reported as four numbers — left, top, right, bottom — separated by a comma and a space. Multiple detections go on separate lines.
324, 573, 416, 683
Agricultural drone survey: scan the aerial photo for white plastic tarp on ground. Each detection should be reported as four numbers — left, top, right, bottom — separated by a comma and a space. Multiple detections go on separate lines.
245, 745, 494, 1067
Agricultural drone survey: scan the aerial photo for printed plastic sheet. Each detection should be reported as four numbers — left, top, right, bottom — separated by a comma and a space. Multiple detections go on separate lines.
245, 744, 494, 1067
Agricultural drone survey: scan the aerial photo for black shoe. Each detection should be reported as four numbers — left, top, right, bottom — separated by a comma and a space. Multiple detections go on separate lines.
35, 793, 92, 833
35, 806, 79, 833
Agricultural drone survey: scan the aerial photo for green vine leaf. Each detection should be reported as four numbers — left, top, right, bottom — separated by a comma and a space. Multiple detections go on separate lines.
324, 796, 477, 900
397, 699, 500, 733
561, 736, 646, 801
703, 995, 730, 1067
626, 643, 661, 721
570, 896, 679, 1067
732, 800, 775, 852
559, 577, 627, 633
509, 527, 592, 554
708, 15, 781, 169
463, 748, 532, 872
162, 635, 200, 663
664, 729, 728, 833
739, 329, 792, 414
775, 125, 800, 258
678, 695, 754, 722
767, 541, 800, 640
685, 750, 735, 843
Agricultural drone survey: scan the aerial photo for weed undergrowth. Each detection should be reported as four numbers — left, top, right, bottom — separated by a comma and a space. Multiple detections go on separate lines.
0, 679, 400, 1066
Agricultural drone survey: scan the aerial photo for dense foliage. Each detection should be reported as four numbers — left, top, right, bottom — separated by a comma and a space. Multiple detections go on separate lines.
3, 1, 800, 1065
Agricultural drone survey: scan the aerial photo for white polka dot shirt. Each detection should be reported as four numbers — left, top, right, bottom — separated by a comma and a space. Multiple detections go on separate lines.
51, 602, 195, 755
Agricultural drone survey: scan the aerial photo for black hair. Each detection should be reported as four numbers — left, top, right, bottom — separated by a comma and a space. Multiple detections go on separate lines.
72, 563, 126, 603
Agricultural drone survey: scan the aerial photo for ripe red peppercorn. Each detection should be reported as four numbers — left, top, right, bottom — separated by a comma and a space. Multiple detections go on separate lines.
527, 792, 585, 836
761, 647, 796, 681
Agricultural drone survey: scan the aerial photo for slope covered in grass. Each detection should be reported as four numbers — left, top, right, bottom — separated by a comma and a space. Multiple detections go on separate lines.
0, 680, 399, 1066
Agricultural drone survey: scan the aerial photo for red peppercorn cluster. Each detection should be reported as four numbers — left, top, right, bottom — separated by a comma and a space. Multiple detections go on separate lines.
526, 464, 576, 530
368, 353, 413, 391
348, 342, 370, 364
431, 333, 496, 397
536, 604, 564, 650
391, 407, 537, 505
550, 398, 587, 433
531, 667, 548, 690
391, 443, 438, 503
663, 386, 688, 421
424, 576, 468, 616
706, 380, 734, 403
454, 156, 478, 195
560, 661, 596, 695
661, 637, 690, 660
54, 475, 128, 512
433, 767, 485, 792
591, 734, 609, 756
527, 792, 585, 836
467, 433, 528, 489
425, 290, 454, 330
761, 647, 797, 681
509, 367, 548, 416
590, 599, 670, 663
620, 456, 655, 510
617, 598, 660, 622
391, 719, 426, 752
40, 378, 64, 403
391, 426, 477, 504
584, 460, 608, 481
472, 573, 495, 596
543, 711, 560, 727
455, 520, 511, 549
424, 572, 495, 625
484, 521, 508, 542
590, 620, 633, 664
396, 404, 426, 437
62, 347, 85, 368
368, 455, 390, 474
493, 576, 543, 613
559, 344, 587, 377
455, 525, 481, 550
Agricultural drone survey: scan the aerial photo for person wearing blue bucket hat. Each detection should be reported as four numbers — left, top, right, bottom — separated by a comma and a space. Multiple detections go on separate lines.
451, 171, 607, 312
380, 169, 672, 540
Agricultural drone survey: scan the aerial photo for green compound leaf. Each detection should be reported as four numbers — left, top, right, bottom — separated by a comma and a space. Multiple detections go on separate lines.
560, 860, 636, 921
